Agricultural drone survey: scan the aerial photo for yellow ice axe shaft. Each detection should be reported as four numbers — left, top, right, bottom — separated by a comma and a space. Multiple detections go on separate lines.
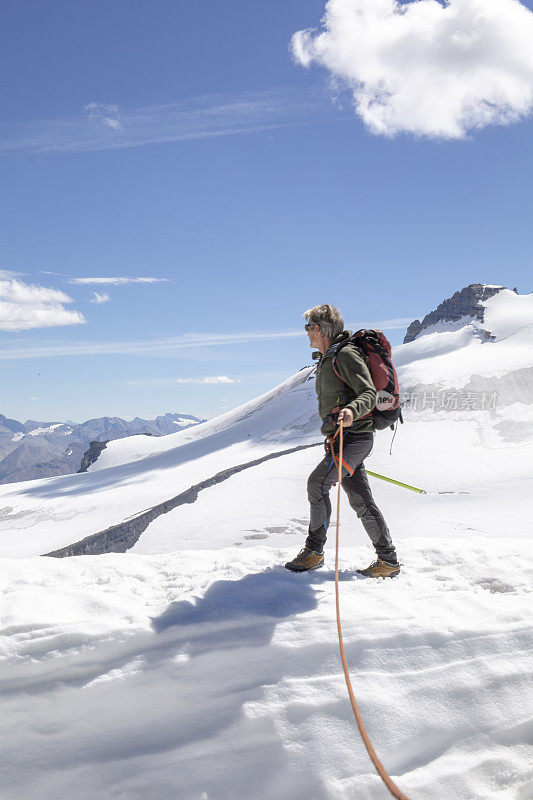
366, 470, 426, 494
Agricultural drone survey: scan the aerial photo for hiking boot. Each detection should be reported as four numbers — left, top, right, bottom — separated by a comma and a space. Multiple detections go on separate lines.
285, 546, 324, 572
357, 558, 401, 578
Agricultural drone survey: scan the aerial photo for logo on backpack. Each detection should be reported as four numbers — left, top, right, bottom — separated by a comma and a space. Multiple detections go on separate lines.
331, 329, 402, 431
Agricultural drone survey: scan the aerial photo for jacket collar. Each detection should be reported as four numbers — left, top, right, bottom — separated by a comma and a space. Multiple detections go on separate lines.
322, 330, 351, 359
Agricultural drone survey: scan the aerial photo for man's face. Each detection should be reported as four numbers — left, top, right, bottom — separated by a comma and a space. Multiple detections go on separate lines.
306, 323, 322, 349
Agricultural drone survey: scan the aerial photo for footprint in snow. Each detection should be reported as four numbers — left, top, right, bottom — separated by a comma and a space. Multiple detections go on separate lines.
266, 525, 304, 535
241, 519, 307, 541
474, 577, 515, 594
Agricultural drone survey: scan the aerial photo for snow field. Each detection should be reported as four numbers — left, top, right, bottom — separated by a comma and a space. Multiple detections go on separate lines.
132, 414, 531, 555
0, 539, 530, 800
1, 404, 529, 559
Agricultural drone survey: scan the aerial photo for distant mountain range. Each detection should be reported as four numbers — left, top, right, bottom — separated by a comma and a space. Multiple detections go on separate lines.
0, 413, 203, 485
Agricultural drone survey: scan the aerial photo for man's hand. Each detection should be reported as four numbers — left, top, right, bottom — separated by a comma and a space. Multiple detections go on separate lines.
337, 408, 354, 427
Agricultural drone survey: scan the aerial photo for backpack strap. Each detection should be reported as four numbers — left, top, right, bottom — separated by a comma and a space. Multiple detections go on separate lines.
330, 339, 365, 384
330, 343, 347, 384
330, 340, 373, 421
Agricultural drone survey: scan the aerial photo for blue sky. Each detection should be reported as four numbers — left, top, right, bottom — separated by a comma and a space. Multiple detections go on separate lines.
1, 0, 532, 422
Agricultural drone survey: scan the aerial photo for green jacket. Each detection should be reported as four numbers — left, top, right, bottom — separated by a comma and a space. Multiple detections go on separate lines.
314, 331, 376, 436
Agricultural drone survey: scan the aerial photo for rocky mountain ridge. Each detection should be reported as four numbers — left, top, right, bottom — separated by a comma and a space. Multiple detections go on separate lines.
403, 283, 515, 343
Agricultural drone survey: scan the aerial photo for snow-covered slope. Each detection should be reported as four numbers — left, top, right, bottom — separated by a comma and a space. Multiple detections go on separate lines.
0, 287, 531, 800
0, 369, 320, 557
90, 367, 320, 471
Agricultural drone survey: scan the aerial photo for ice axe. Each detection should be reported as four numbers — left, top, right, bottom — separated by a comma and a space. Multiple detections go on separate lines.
366, 470, 426, 494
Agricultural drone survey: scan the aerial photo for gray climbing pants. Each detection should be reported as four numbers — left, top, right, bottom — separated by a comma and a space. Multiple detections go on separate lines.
306, 432, 397, 563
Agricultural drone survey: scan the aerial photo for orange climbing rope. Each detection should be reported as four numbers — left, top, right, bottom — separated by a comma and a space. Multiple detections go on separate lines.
334, 419, 413, 800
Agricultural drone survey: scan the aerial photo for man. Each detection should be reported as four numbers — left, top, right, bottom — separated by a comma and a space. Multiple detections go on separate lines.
285, 303, 400, 578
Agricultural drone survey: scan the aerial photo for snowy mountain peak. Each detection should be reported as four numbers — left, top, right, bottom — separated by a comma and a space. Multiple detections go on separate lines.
403, 283, 510, 343
395, 288, 533, 425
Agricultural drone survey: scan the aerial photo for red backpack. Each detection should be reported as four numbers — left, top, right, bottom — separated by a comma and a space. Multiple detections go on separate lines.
331, 329, 402, 431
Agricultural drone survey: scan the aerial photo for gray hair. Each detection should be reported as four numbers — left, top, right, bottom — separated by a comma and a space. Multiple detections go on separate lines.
303, 304, 344, 339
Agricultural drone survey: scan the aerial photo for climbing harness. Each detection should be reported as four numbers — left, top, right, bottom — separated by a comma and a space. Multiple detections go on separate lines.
334, 419, 413, 800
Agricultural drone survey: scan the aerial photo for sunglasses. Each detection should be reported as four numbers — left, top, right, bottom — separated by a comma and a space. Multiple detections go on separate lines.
304, 323, 317, 331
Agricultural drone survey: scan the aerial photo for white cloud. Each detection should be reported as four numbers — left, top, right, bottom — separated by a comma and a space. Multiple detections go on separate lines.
347, 316, 416, 330
0, 279, 85, 332
90, 291, 111, 304
292, 0, 533, 138
72, 277, 169, 285
176, 376, 240, 384
84, 102, 122, 131
0, 331, 303, 359
0, 269, 22, 279
0, 315, 414, 358
0, 89, 332, 155
126, 376, 241, 386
